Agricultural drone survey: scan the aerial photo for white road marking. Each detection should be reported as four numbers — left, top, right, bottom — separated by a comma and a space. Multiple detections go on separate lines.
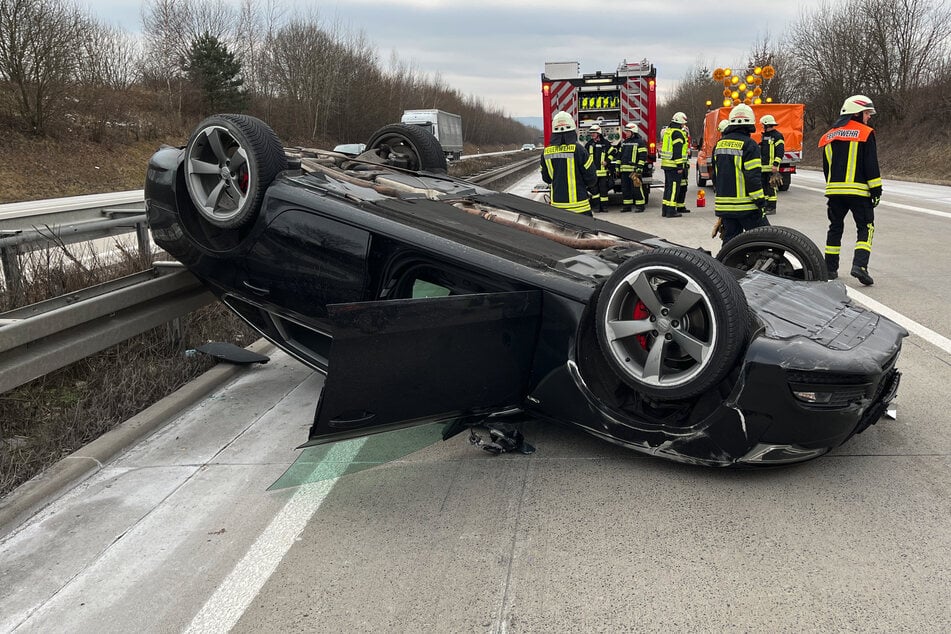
184, 438, 366, 634
847, 287, 951, 355
794, 183, 951, 219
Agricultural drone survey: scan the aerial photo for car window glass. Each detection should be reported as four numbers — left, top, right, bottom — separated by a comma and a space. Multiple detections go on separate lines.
413, 279, 452, 298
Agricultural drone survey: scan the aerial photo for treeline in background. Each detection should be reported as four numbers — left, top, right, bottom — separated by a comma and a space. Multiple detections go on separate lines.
0, 0, 538, 147
660, 0, 951, 180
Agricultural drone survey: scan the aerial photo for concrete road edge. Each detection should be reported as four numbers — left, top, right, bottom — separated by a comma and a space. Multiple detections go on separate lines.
0, 339, 277, 538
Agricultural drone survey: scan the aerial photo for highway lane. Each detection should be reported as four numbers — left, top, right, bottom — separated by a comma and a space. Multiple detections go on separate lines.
1, 171, 949, 632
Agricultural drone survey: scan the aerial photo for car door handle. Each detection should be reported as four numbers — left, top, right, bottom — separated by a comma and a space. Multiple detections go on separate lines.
242, 280, 270, 296
329, 410, 377, 428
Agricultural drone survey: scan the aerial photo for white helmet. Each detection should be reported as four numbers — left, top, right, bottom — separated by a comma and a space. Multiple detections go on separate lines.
840, 94, 876, 115
760, 114, 777, 126
625, 122, 638, 130
671, 112, 687, 124
589, 124, 602, 134
728, 104, 755, 126
717, 119, 729, 133
551, 111, 576, 132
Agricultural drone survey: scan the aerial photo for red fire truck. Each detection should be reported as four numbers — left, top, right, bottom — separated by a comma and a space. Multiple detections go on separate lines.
541, 59, 658, 196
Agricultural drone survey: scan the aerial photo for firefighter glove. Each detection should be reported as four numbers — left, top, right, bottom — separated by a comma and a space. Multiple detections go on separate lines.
871, 196, 880, 208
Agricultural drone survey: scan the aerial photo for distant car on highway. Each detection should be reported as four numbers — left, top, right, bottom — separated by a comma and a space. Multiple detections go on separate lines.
521, 143, 536, 151
144, 114, 906, 467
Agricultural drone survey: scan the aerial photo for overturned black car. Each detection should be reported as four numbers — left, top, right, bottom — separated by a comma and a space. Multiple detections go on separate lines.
144, 114, 906, 467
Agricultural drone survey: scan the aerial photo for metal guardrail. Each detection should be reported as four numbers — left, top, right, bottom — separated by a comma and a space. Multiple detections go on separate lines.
0, 263, 212, 394
0, 190, 149, 294
0, 156, 540, 394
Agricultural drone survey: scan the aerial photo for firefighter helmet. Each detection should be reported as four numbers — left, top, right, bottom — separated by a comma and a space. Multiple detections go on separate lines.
671, 112, 687, 124
717, 119, 729, 133
589, 124, 602, 134
551, 111, 576, 132
728, 104, 755, 126
760, 114, 777, 127
625, 122, 638, 130
840, 94, 876, 115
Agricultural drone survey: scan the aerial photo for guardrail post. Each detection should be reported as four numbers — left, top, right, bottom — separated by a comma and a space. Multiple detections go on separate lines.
135, 220, 152, 266
167, 317, 183, 348
1, 244, 22, 303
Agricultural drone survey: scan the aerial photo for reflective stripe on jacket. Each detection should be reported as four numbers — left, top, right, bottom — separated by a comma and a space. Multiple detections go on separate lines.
819, 120, 882, 199
712, 132, 764, 214
618, 133, 647, 173
586, 136, 612, 177
659, 125, 688, 169
760, 129, 785, 171
540, 143, 597, 213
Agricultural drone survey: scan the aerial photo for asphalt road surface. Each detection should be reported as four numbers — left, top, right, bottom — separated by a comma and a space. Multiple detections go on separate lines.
1, 169, 949, 633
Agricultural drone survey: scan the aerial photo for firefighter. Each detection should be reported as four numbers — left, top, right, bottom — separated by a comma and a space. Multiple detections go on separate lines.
660, 112, 689, 217
586, 124, 613, 212
540, 111, 597, 216
760, 114, 785, 215
819, 94, 881, 284
712, 104, 768, 242
618, 121, 648, 212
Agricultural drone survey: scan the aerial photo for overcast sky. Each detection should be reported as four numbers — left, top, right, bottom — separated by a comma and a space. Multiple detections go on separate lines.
83, 0, 829, 118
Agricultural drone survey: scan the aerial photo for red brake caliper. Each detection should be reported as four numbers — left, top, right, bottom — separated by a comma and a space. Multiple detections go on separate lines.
238, 168, 249, 193
633, 300, 649, 349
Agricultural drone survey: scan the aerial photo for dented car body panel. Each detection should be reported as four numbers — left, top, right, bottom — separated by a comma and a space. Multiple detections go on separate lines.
145, 118, 907, 468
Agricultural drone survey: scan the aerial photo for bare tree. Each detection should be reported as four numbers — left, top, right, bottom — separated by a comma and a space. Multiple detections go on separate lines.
141, 0, 238, 120
863, 0, 951, 120
78, 21, 141, 91
0, 0, 87, 134
788, 0, 951, 124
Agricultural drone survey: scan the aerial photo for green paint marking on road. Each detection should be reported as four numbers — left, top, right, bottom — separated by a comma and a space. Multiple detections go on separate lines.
267, 423, 445, 490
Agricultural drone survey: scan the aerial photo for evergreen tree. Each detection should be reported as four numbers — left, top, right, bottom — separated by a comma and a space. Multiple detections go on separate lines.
184, 33, 247, 113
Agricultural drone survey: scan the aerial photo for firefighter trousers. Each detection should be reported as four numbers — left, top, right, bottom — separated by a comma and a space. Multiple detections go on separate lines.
825, 196, 875, 270
620, 172, 646, 208
720, 210, 770, 243
662, 167, 686, 213
590, 176, 611, 211
762, 171, 777, 209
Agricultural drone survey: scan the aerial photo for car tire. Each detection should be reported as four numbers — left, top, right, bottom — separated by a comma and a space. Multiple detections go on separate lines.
183, 114, 287, 230
778, 173, 791, 191
595, 247, 750, 400
696, 170, 706, 187
366, 123, 448, 173
716, 225, 829, 281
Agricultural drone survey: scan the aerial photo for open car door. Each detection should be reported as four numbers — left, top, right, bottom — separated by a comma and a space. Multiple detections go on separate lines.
303, 290, 542, 446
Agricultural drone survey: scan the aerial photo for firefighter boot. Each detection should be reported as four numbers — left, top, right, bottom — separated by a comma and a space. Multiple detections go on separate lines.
621, 206, 632, 213
825, 255, 839, 280
851, 265, 874, 286
634, 206, 645, 213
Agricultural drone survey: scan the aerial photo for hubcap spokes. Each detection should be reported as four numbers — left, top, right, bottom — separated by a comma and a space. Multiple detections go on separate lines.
603, 266, 715, 387
186, 126, 251, 222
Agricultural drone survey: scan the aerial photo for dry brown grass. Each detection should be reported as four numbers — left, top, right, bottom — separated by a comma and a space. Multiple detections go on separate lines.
0, 132, 186, 203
